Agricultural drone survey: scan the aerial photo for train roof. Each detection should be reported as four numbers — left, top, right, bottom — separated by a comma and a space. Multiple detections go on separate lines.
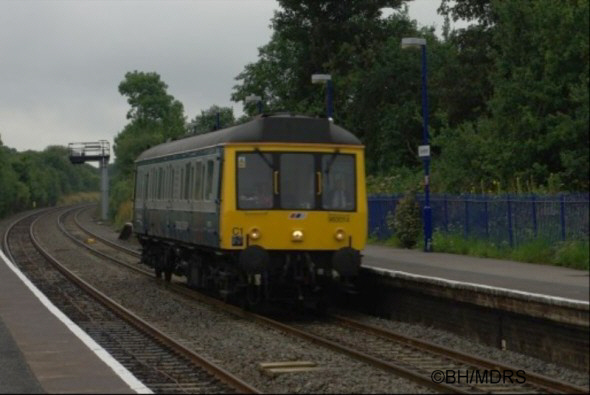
135, 113, 362, 162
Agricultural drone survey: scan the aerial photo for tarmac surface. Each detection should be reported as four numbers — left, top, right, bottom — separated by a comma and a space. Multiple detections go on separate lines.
362, 245, 589, 302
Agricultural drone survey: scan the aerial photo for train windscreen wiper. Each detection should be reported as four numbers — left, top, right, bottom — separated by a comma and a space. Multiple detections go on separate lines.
254, 148, 274, 170
324, 149, 340, 175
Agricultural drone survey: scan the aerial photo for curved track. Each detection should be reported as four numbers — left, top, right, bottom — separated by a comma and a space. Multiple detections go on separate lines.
68, 205, 588, 394
2, 207, 259, 394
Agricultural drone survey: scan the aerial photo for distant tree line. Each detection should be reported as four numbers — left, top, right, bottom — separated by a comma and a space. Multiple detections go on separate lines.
110, 0, 588, 222
0, 138, 99, 218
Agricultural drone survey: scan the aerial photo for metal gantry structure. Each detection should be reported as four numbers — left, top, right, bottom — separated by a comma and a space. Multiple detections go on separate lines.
68, 140, 110, 220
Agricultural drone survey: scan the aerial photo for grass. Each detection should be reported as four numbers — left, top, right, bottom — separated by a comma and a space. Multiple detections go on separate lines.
433, 232, 589, 270
57, 191, 100, 205
369, 232, 589, 271
114, 200, 133, 230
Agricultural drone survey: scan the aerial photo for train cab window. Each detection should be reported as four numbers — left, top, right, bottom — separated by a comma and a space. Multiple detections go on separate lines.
237, 152, 273, 209
280, 154, 315, 210
322, 154, 355, 211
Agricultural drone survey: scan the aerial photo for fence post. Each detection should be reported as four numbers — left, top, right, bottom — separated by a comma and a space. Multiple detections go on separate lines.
444, 194, 448, 232
531, 195, 537, 238
507, 194, 514, 247
560, 194, 566, 241
484, 197, 489, 239
464, 196, 469, 239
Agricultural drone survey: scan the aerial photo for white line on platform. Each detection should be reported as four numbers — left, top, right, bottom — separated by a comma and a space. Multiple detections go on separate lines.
365, 265, 589, 308
0, 248, 152, 394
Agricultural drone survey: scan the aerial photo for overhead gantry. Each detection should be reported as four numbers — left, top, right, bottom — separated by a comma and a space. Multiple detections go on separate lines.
68, 140, 110, 221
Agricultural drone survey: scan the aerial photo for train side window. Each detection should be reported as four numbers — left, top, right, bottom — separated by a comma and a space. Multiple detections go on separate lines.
205, 159, 214, 201
157, 167, 163, 200
194, 161, 203, 201
169, 166, 174, 200
184, 162, 191, 200
143, 172, 149, 201
180, 167, 185, 201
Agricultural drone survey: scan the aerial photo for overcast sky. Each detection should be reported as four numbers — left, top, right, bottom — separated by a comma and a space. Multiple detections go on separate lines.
0, 0, 454, 157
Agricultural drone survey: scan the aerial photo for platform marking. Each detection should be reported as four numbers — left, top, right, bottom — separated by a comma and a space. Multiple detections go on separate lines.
365, 265, 589, 308
0, 249, 152, 394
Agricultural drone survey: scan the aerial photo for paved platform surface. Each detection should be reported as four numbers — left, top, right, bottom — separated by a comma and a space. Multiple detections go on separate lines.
362, 245, 589, 302
0, 246, 139, 393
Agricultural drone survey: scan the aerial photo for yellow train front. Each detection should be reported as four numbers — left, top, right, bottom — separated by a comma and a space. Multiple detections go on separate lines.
133, 113, 366, 306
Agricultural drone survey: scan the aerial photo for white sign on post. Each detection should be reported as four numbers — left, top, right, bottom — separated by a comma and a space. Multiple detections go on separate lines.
418, 145, 430, 158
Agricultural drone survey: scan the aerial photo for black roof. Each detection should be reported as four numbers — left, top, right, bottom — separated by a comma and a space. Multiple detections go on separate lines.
136, 113, 362, 162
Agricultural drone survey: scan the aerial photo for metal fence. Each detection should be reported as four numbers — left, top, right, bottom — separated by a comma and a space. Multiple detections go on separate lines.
368, 194, 590, 247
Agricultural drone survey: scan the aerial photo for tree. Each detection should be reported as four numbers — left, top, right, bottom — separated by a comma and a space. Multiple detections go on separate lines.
434, 0, 589, 192
232, 0, 404, 120
187, 105, 235, 135
111, 71, 187, 222
113, 71, 186, 178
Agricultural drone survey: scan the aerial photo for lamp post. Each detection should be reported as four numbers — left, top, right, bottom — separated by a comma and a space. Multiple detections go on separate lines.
245, 94, 263, 114
401, 37, 432, 252
311, 74, 333, 119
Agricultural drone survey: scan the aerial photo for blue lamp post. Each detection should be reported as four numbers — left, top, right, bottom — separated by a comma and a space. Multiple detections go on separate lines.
245, 94, 263, 114
311, 74, 333, 119
402, 37, 433, 252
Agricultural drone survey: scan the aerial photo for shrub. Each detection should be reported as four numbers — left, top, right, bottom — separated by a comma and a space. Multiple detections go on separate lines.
392, 191, 422, 248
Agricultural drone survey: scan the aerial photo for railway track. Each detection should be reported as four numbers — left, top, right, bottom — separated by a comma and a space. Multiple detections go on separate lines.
67, 205, 588, 394
2, 207, 259, 394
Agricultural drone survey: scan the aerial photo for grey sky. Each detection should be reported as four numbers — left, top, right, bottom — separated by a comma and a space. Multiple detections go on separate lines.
0, 0, 453, 156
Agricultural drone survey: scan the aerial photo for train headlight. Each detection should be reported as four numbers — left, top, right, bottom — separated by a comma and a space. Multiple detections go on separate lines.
291, 230, 304, 242
334, 228, 346, 241
249, 227, 261, 240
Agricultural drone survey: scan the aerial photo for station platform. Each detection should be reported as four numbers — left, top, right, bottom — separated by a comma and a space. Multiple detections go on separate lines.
362, 245, 589, 302
75, 204, 588, 304
0, 247, 147, 393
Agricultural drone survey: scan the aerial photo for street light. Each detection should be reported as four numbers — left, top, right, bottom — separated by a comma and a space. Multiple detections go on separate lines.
401, 37, 433, 252
245, 94, 263, 114
311, 74, 333, 120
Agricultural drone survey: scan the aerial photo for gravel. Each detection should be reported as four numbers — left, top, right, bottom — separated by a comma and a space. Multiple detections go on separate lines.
33, 208, 429, 394
4, 205, 586, 393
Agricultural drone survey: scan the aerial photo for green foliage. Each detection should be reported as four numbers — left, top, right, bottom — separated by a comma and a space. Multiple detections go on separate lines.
230, 0, 588, 194
187, 105, 235, 135
433, 232, 589, 270
0, 142, 99, 219
434, 0, 589, 193
366, 169, 422, 195
109, 177, 134, 224
391, 191, 422, 248
111, 71, 187, 221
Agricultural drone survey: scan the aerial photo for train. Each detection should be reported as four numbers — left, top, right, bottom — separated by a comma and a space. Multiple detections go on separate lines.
132, 112, 367, 306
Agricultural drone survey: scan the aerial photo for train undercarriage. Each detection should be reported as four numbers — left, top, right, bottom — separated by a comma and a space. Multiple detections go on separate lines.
138, 237, 361, 309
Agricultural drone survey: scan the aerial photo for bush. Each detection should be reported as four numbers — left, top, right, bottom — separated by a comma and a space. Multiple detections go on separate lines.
392, 191, 422, 249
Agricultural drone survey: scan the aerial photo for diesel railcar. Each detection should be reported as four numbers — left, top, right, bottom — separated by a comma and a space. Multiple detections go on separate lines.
133, 113, 367, 305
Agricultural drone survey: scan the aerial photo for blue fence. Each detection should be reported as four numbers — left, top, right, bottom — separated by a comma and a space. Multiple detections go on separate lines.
368, 194, 590, 247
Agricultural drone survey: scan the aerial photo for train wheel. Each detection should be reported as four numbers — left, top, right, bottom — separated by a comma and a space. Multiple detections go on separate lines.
155, 266, 162, 279
163, 248, 175, 283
